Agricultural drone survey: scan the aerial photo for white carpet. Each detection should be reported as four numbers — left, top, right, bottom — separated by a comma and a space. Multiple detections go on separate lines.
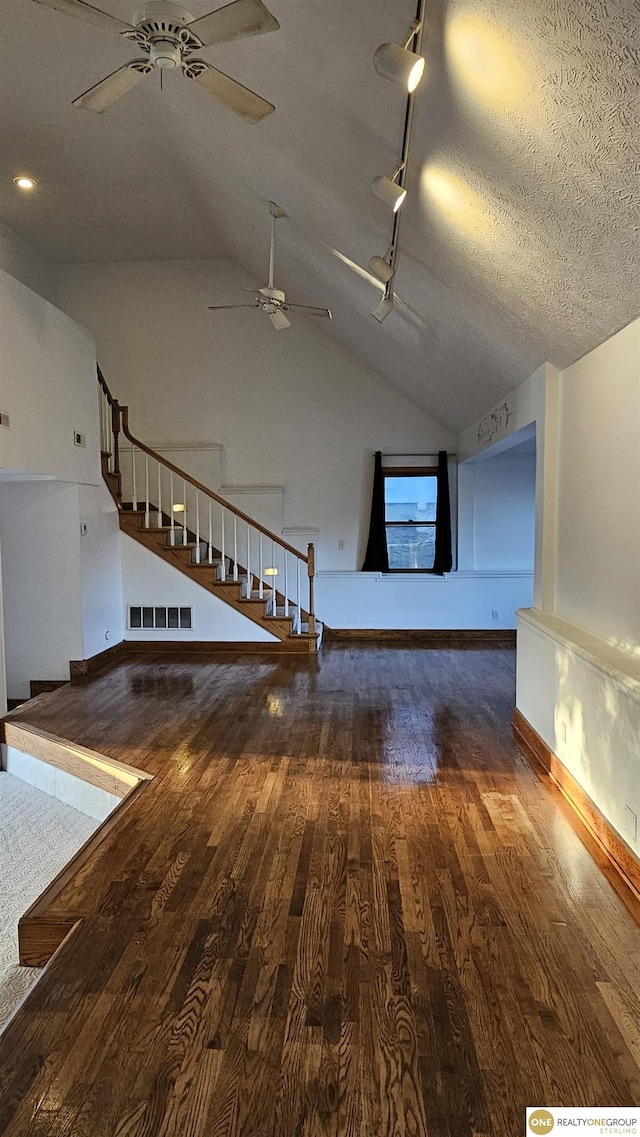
0, 771, 97, 1032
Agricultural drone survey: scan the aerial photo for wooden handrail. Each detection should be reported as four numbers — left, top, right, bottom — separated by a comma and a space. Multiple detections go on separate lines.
118, 405, 309, 564
96, 364, 117, 406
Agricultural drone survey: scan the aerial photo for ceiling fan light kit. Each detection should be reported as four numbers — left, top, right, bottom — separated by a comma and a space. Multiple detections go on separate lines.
369, 0, 426, 323
34, 0, 279, 119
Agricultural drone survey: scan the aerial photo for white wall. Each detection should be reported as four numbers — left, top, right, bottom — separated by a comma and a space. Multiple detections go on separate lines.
0, 269, 100, 484
79, 483, 125, 658
56, 259, 454, 571
457, 362, 560, 610
121, 535, 277, 642
319, 570, 533, 630
458, 444, 536, 573
511, 317, 640, 864
555, 320, 640, 651
517, 611, 640, 859
0, 222, 56, 304
0, 481, 84, 699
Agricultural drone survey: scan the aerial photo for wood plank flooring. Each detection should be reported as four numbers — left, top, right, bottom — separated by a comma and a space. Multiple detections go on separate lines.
0, 645, 639, 1136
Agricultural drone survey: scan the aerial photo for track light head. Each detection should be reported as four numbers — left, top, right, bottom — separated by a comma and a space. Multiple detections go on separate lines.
374, 42, 425, 93
371, 173, 407, 213
372, 289, 394, 323
368, 255, 395, 284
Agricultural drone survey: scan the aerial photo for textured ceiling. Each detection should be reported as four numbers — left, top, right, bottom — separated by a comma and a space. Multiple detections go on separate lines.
1, 0, 639, 431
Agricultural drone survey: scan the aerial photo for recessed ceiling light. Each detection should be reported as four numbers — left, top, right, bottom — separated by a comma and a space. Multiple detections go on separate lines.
13, 175, 37, 192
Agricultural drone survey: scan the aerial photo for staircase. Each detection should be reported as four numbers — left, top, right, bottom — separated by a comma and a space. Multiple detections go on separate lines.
97, 368, 319, 653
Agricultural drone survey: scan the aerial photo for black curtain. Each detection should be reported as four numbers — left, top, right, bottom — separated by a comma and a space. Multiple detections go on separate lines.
433, 450, 452, 574
362, 451, 389, 571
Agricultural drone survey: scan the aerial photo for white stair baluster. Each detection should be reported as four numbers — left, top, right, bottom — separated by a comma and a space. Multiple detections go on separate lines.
183, 479, 188, 545
195, 493, 200, 563
246, 524, 251, 596
157, 462, 162, 528
208, 500, 213, 565
296, 559, 301, 633
169, 471, 175, 546
259, 533, 263, 600
144, 454, 150, 528
272, 540, 276, 615
220, 503, 226, 580
233, 516, 238, 581
284, 553, 289, 618
132, 444, 137, 511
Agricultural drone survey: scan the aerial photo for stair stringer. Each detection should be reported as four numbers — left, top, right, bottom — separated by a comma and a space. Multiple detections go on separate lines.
120, 514, 317, 652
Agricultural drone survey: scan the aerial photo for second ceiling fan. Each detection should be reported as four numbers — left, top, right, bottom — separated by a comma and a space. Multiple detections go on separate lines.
32, 0, 279, 121
208, 202, 333, 330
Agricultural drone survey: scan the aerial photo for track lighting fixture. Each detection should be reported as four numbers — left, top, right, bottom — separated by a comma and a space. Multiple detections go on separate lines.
367, 1, 426, 328
372, 284, 394, 323
368, 249, 396, 284
371, 163, 406, 213
374, 36, 425, 94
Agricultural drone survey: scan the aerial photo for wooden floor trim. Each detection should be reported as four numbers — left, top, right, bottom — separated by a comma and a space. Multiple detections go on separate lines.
2, 720, 154, 968
18, 776, 151, 967
325, 628, 516, 646
513, 706, 640, 904
3, 721, 150, 798
125, 638, 315, 655
69, 639, 128, 681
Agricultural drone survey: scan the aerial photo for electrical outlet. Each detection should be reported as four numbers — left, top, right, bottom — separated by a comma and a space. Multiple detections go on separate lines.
74, 430, 86, 447
338, 540, 345, 550
624, 806, 637, 844
561, 721, 567, 742
105, 629, 112, 642
491, 609, 499, 620
80, 522, 88, 536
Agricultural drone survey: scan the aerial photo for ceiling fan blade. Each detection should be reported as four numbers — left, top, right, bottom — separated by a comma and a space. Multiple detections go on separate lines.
208, 304, 258, 310
269, 310, 291, 331
186, 0, 279, 46
189, 62, 274, 122
286, 304, 333, 319
32, 0, 134, 32
72, 61, 151, 112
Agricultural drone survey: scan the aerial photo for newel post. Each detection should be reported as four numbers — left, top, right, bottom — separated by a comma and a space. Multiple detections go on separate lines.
307, 543, 316, 635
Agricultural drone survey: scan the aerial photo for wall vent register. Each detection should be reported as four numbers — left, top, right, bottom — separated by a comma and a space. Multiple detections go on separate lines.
0, 412, 10, 428
128, 606, 192, 630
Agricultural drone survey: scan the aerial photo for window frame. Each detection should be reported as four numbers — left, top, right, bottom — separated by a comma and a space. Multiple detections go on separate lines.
383, 464, 439, 574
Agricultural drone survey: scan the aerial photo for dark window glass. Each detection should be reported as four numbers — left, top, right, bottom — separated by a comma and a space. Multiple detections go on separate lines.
168, 607, 179, 629
129, 606, 142, 629
154, 607, 167, 628
179, 607, 192, 629
142, 606, 154, 628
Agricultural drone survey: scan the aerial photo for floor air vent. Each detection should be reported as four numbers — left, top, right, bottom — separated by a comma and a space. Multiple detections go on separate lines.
128, 606, 192, 630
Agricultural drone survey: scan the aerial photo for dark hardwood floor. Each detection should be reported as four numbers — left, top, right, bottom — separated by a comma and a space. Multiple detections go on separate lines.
1, 645, 639, 1136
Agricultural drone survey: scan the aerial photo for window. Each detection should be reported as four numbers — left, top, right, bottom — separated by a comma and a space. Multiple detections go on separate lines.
383, 467, 438, 570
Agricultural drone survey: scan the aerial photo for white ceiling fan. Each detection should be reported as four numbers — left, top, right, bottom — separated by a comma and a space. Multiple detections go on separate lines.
32, 0, 279, 121
208, 202, 333, 330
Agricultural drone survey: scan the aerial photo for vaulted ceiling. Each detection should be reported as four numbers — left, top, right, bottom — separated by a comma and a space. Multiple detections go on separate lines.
1, 0, 638, 431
